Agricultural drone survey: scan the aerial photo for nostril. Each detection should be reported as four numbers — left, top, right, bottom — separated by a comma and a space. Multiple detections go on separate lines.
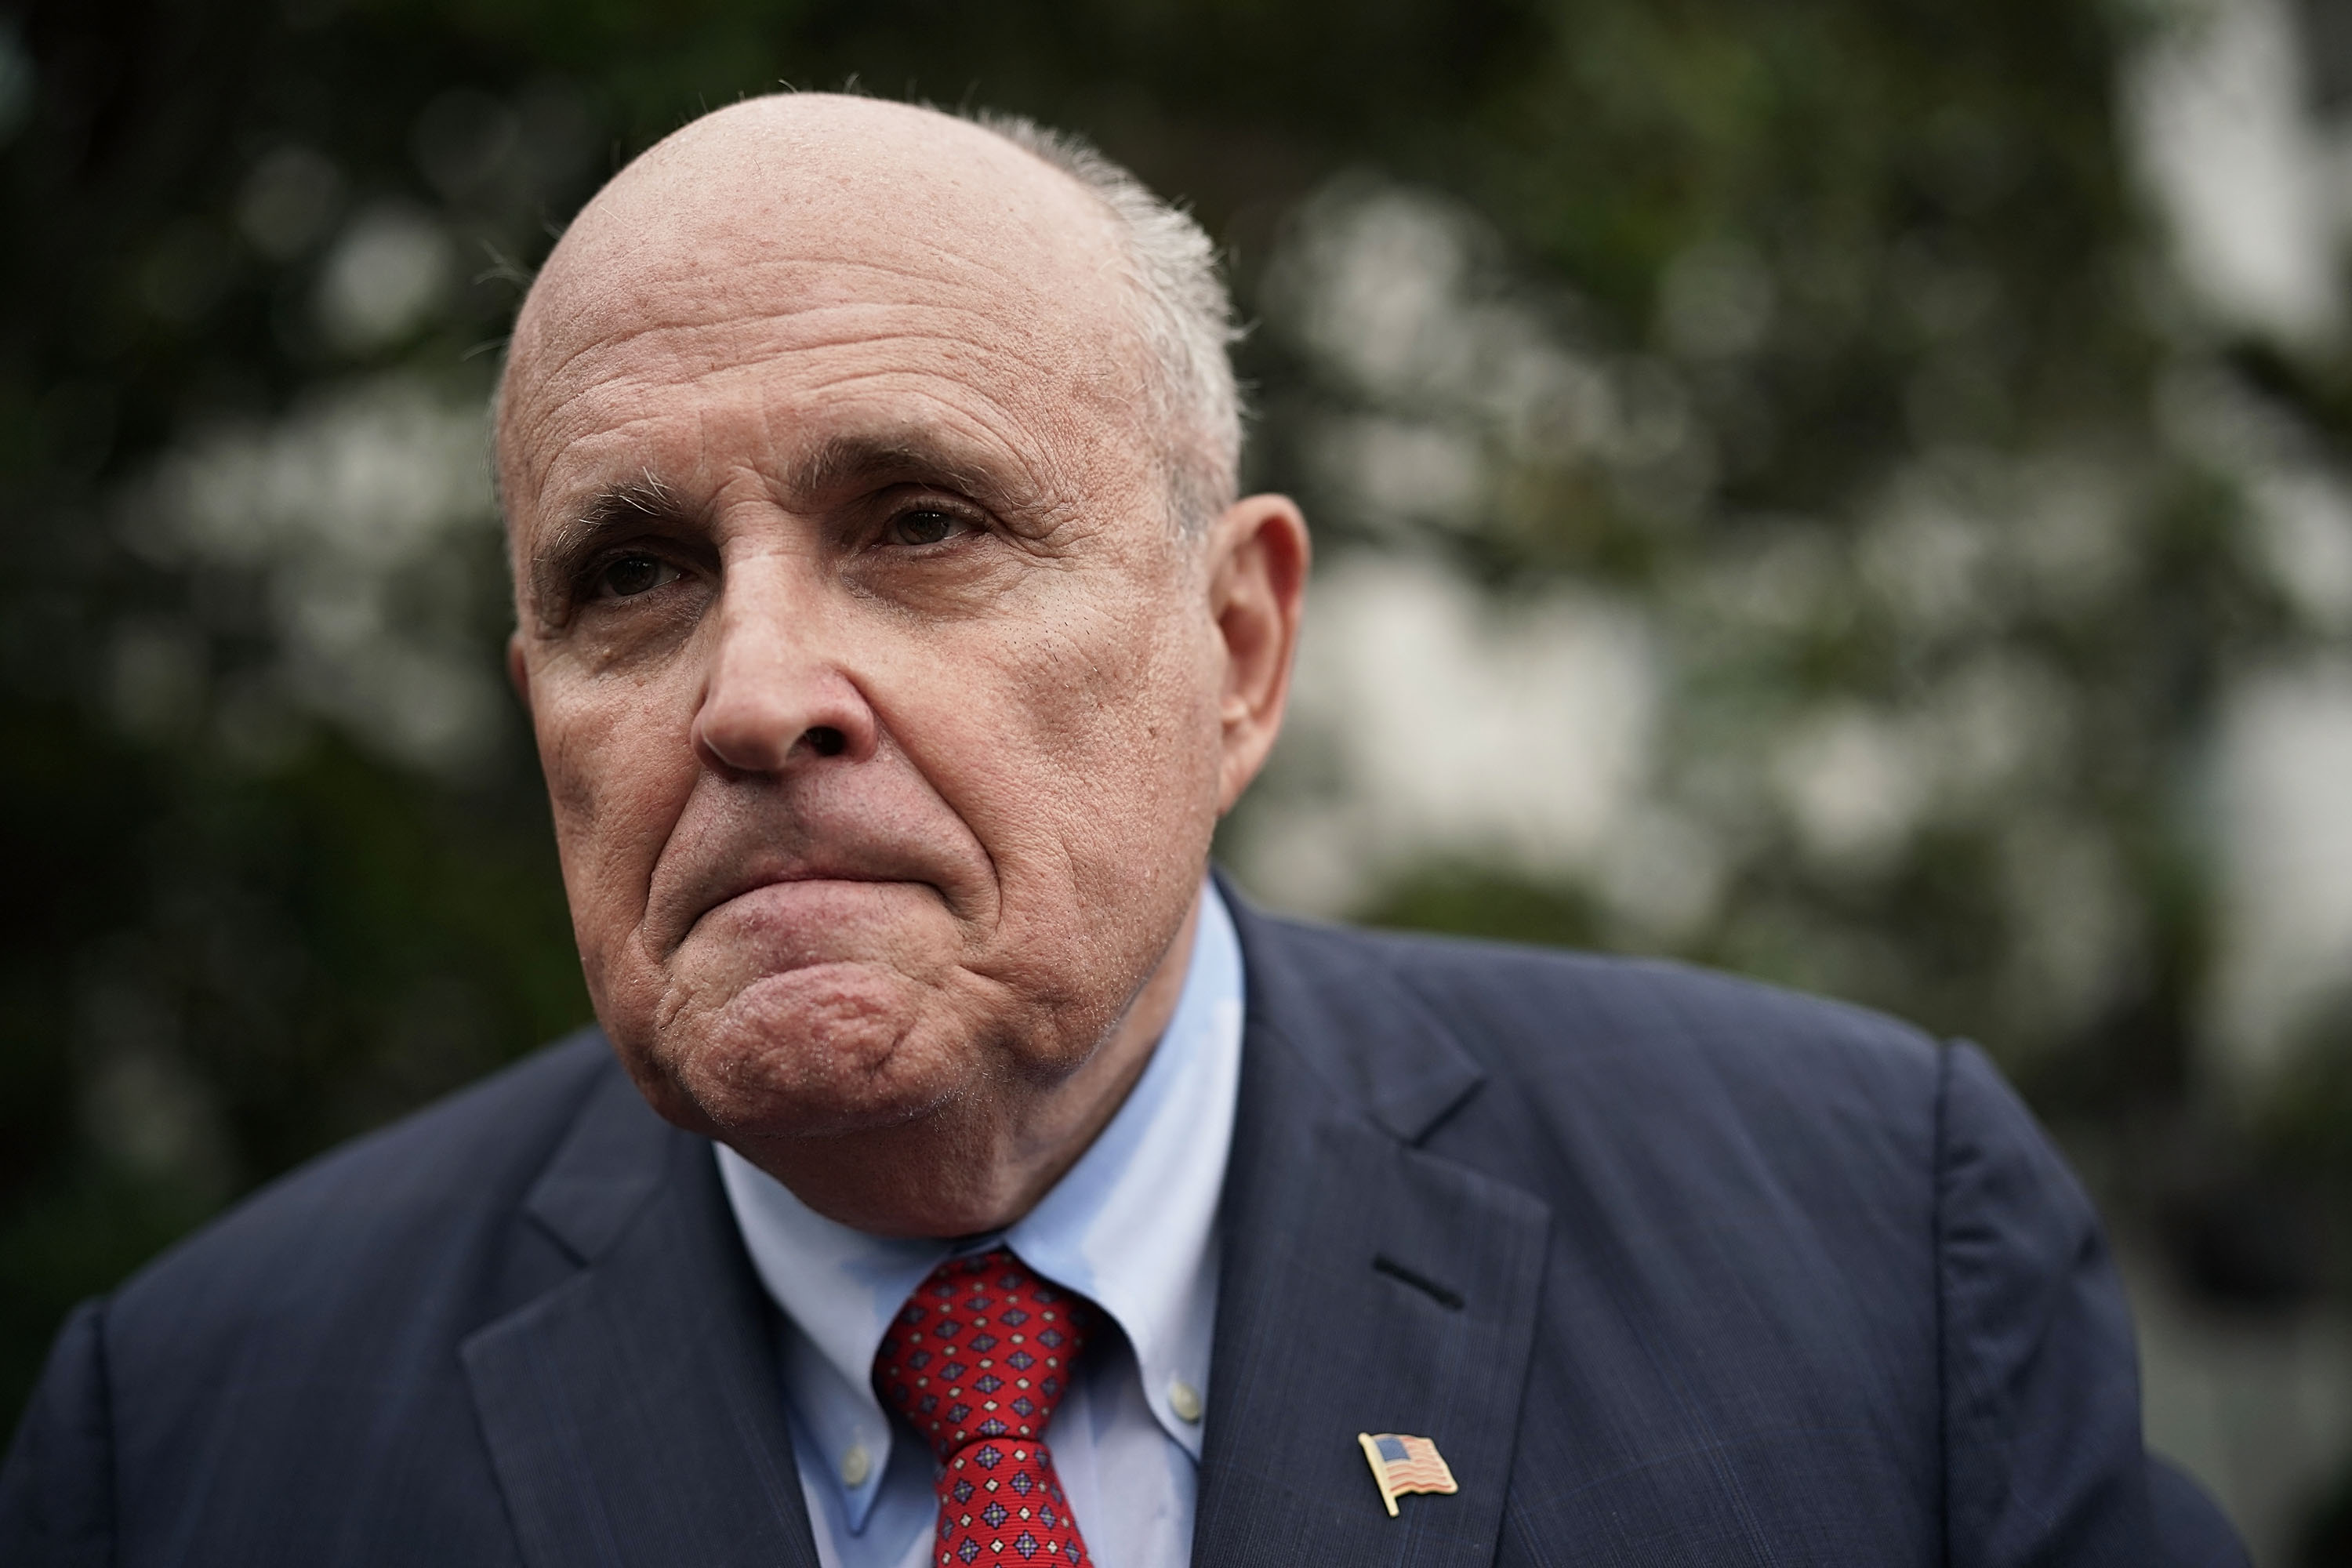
804, 725, 847, 758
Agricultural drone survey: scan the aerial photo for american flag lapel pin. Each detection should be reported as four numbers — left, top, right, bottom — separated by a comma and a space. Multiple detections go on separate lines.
1357, 1432, 1459, 1517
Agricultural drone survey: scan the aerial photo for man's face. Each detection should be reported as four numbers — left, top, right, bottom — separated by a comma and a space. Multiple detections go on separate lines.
498, 103, 1236, 1149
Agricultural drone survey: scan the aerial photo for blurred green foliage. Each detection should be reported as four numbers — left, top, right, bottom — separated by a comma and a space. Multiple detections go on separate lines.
4, 6, 2351, 1549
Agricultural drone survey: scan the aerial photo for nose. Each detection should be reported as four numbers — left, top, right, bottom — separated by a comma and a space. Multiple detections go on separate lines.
691, 564, 880, 776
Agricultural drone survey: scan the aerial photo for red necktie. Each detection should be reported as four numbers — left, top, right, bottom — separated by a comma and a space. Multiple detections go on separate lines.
873, 1248, 1098, 1567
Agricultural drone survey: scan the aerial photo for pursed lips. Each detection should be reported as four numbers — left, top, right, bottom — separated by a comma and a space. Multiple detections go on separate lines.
675, 855, 938, 944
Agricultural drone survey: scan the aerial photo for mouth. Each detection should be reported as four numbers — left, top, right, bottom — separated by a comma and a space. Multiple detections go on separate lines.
681, 858, 938, 940
706, 863, 896, 909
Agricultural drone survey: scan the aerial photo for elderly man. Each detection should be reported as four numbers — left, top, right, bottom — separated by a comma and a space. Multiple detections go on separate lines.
4, 95, 2242, 1566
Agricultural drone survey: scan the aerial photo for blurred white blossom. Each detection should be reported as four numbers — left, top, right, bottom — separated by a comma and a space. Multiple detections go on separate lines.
2125, 0, 2344, 346
2249, 467, 2352, 633
125, 373, 503, 776
1237, 553, 1657, 917
2209, 659, 2352, 1087
1771, 704, 1932, 874
315, 205, 456, 352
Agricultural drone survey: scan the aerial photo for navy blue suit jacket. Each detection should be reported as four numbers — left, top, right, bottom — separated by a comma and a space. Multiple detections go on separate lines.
3, 897, 2246, 1564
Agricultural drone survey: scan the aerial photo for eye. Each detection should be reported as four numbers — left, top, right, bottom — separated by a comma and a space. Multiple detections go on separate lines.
887, 507, 971, 547
596, 553, 681, 599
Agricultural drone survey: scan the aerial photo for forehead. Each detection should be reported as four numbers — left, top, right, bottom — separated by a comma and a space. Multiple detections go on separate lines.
499, 101, 1152, 523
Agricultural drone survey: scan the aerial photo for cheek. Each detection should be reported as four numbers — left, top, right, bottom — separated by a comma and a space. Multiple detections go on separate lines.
1065, 579, 1222, 768
891, 586, 1223, 896
532, 662, 700, 950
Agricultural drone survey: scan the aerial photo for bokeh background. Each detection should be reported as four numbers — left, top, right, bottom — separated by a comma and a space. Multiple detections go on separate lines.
3, 0, 2350, 1557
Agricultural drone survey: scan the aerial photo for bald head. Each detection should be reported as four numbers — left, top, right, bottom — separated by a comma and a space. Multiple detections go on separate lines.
498, 94, 1237, 537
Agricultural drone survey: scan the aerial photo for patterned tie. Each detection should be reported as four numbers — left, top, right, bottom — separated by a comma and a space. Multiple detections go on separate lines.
873, 1249, 1098, 1567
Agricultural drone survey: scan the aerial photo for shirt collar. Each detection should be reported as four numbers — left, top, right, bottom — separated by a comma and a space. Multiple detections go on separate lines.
717, 878, 1246, 1527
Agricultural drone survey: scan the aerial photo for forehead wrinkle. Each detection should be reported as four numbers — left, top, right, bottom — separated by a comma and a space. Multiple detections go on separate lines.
510, 307, 1131, 513
546, 263, 1091, 354
786, 431, 1005, 502
509, 194, 1142, 403
528, 383, 1076, 530
501, 321, 689, 514
750, 389, 1083, 530
524, 199, 1130, 344
533, 299, 1123, 412
725, 247, 1117, 305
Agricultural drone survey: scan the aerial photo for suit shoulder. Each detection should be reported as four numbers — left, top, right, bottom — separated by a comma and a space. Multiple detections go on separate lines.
1262, 913, 1940, 1087
106, 1029, 618, 1329
1250, 913, 1958, 1281
1238, 908, 1952, 1205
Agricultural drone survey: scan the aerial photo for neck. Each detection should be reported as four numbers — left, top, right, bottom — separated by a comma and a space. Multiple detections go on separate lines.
725, 891, 1204, 1238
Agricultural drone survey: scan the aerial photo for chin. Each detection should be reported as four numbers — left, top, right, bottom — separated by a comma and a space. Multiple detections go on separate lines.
644, 960, 970, 1138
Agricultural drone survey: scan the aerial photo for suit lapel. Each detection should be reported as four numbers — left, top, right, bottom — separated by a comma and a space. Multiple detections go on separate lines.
1193, 901, 1552, 1567
463, 1062, 821, 1568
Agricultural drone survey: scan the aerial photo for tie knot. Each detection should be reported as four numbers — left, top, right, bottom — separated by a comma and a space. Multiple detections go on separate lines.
873, 1248, 1094, 1461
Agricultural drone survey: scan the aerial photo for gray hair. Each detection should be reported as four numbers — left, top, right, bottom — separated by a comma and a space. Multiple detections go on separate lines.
973, 112, 1243, 535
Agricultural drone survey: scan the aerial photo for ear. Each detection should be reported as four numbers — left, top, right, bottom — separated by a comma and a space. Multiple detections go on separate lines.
506, 630, 532, 715
1205, 493, 1311, 814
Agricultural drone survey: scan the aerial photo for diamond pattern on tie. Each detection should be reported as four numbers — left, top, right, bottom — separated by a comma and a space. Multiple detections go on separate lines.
874, 1249, 1097, 1568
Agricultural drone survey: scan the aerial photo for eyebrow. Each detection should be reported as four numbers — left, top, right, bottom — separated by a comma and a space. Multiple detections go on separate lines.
788, 429, 1033, 513
524, 427, 1051, 624
527, 473, 697, 621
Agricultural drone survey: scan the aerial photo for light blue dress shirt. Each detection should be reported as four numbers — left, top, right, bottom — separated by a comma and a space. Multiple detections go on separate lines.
717, 880, 1246, 1568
